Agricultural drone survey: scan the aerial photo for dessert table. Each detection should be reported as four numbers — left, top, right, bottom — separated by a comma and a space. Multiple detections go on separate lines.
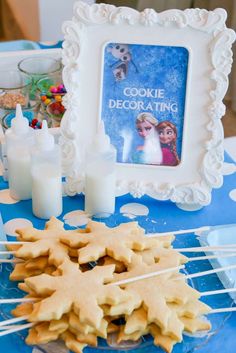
0, 149, 236, 353
0, 40, 236, 353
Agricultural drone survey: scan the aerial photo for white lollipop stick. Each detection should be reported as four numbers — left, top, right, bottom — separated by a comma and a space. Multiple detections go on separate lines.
201, 287, 236, 297
0, 259, 23, 263
176, 245, 236, 253
147, 226, 210, 237
0, 325, 28, 330
0, 315, 29, 328
188, 252, 236, 261
0, 298, 37, 304
181, 263, 236, 280
111, 264, 236, 287
0, 322, 34, 337
0, 241, 28, 245
0, 251, 16, 255
209, 307, 236, 314
112, 265, 184, 286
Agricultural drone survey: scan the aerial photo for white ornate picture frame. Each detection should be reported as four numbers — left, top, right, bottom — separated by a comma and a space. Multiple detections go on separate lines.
60, 1, 235, 207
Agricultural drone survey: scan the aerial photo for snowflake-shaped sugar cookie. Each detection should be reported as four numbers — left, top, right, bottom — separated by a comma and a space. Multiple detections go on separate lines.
15, 217, 83, 266
25, 260, 133, 329
136, 246, 188, 266
61, 220, 161, 265
112, 257, 201, 341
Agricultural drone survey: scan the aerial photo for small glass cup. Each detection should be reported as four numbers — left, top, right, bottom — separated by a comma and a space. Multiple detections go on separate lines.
45, 101, 65, 127
36, 74, 65, 98
18, 56, 62, 100
36, 74, 66, 128
0, 70, 32, 110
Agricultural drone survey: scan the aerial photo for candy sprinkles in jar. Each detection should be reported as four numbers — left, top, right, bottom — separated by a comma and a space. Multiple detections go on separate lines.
0, 70, 31, 110
37, 78, 66, 127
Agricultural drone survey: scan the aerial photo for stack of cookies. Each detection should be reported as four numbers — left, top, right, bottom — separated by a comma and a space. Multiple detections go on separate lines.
8, 217, 211, 353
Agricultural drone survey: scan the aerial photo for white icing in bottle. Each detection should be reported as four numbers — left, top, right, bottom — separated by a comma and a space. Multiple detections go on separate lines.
31, 120, 62, 219
5, 104, 34, 200
85, 121, 117, 216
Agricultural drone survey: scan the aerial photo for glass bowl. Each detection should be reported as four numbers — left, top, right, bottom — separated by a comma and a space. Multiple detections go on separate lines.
0, 213, 233, 353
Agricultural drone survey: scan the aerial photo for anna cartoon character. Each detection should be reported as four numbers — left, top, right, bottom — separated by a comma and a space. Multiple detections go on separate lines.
156, 121, 180, 166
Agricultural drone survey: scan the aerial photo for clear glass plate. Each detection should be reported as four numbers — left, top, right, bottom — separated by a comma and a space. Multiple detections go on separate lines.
199, 225, 236, 303
0, 213, 234, 353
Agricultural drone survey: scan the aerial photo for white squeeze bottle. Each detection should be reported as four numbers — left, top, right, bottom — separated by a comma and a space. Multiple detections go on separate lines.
85, 121, 117, 215
31, 120, 62, 219
5, 104, 34, 200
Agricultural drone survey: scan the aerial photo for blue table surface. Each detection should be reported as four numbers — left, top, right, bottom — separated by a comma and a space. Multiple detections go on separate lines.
0, 40, 63, 52
0, 40, 236, 352
0, 152, 235, 353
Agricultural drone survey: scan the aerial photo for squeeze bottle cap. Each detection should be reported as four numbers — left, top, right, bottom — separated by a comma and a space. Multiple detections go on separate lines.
11, 104, 30, 135
35, 120, 55, 151
91, 120, 111, 153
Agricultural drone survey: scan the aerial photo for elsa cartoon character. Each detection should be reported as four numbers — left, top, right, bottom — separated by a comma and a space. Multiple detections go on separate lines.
133, 112, 162, 165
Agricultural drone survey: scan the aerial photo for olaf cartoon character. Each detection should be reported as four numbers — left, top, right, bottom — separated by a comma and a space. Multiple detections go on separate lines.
108, 44, 138, 81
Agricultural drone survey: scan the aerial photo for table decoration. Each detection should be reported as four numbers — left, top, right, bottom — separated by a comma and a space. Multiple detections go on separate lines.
60, 1, 235, 209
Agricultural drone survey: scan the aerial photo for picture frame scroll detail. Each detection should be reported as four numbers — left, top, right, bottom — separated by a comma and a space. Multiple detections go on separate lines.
60, 1, 235, 207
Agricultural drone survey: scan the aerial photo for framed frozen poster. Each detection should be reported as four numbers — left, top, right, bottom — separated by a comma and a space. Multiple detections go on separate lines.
101, 43, 189, 167
61, 1, 235, 207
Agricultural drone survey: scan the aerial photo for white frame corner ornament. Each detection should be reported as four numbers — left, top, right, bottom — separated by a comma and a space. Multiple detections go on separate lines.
60, 1, 236, 206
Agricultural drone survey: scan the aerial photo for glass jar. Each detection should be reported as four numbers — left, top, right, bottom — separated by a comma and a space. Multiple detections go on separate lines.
0, 70, 32, 110
18, 56, 62, 100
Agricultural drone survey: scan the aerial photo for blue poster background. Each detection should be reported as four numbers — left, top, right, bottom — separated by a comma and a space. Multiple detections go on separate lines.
101, 43, 189, 165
